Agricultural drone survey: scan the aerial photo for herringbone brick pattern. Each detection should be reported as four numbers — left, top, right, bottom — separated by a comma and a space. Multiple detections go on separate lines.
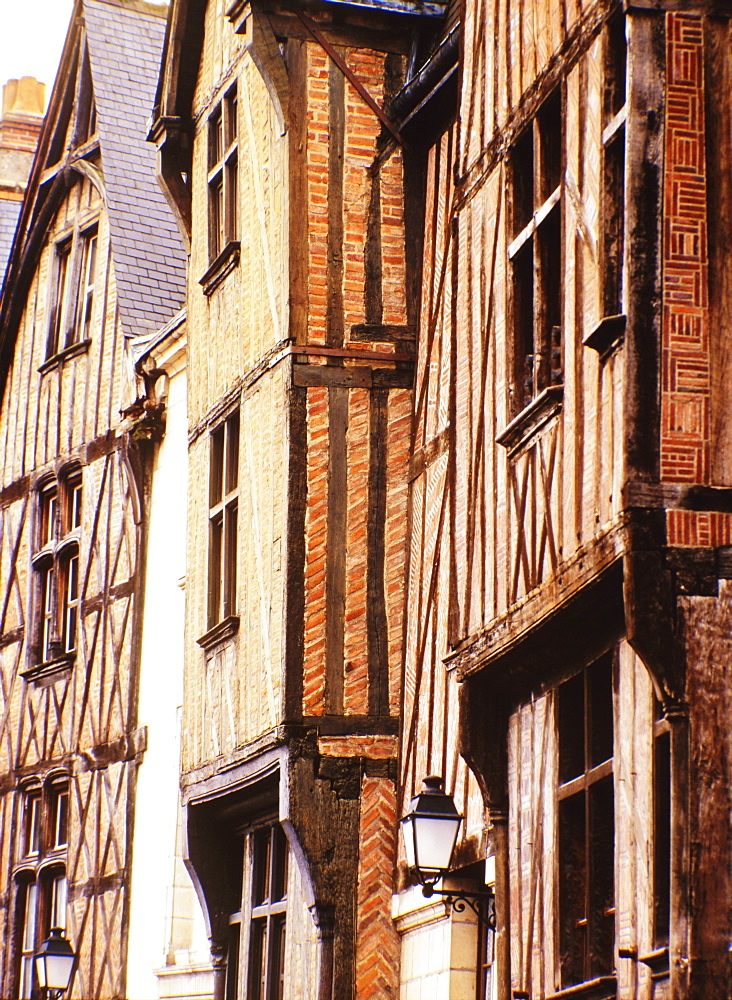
355, 776, 400, 998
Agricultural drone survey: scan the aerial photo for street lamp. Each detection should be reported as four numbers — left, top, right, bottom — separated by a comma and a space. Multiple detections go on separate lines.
401, 776, 495, 927
35, 928, 75, 1000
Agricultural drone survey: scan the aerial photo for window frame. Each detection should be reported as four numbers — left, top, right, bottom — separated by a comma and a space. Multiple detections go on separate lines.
208, 85, 238, 262
247, 823, 288, 1000
46, 219, 99, 361
208, 411, 239, 629
30, 470, 82, 671
14, 778, 70, 1000
556, 652, 616, 989
508, 87, 564, 415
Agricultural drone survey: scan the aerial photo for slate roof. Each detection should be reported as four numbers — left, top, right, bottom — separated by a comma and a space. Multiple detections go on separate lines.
84, 0, 187, 338
0, 200, 21, 290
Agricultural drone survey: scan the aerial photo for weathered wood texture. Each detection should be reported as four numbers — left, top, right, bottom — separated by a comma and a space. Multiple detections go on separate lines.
181, 6, 414, 998
401, 2, 732, 998
0, 173, 143, 999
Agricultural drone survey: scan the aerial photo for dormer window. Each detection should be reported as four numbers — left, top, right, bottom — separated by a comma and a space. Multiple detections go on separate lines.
46, 223, 99, 359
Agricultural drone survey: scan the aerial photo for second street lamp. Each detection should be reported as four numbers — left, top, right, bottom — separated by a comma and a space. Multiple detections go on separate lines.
35, 928, 75, 1000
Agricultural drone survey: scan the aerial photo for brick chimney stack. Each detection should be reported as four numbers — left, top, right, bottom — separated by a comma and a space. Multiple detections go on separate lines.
0, 77, 45, 285
0, 77, 45, 201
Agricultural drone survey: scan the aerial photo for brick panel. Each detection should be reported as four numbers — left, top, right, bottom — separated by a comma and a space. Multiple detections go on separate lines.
661, 13, 710, 485
344, 388, 370, 713
355, 775, 400, 999
303, 386, 329, 714
666, 509, 732, 547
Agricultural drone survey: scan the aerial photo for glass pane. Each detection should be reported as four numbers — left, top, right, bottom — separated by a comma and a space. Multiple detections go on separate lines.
269, 915, 286, 1000
209, 175, 224, 259
210, 426, 225, 506
24, 793, 42, 856
512, 239, 535, 408
271, 826, 288, 903
253, 828, 272, 906
69, 480, 82, 530
63, 553, 79, 652
225, 922, 240, 1000
588, 653, 613, 769
605, 11, 627, 121
537, 202, 562, 392
249, 921, 267, 1000
41, 564, 55, 662
51, 874, 68, 931
226, 155, 238, 243
588, 775, 614, 976
224, 503, 238, 619
225, 414, 239, 494
558, 672, 584, 783
208, 513, 223, 626
209, 108, 223, 168
413, 816, 459, 874
41, 489, 58, 546
511, 126, 534, 234
653, 729, 671, 945
559, 791, 587, 987
226, 88, 238, 145
538, 89, 562, 199
20, 882, 38, 999
49, 242, 71, 356
52, 786, 69, 848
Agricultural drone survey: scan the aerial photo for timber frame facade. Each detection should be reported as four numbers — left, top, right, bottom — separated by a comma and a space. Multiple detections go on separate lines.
399, 0, 732, 999
150, 1, 442, 998
0, 1, 187, 997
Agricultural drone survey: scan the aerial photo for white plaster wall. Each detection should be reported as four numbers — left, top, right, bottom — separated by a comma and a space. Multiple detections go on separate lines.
125, 342, 212, 999
394, 885, 484, 1000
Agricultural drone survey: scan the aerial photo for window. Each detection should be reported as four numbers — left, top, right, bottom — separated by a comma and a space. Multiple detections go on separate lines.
32, 471, 82, 667
508, 89, 563, 412
557, 652, 615, 988
208, 86, 238, 260
248, 824, 288, 1000
653, 699, 671, 947
15, 779, 70, 1000
208, 412, 239, 628
602, 12, 627, 317
46, 223, 99, 358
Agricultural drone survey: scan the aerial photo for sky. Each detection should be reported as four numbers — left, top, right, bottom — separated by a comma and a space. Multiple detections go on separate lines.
1, 0, 76, 103
0, 0, 167, 107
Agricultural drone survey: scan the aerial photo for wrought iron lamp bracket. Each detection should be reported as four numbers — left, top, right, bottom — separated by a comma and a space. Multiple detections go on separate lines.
421, 883, 496, 929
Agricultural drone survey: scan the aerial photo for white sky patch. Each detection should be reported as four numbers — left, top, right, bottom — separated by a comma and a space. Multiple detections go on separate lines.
0, 0, 169, 108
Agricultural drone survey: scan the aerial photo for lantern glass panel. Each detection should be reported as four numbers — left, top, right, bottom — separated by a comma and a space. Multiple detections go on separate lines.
413, 815, 460, 875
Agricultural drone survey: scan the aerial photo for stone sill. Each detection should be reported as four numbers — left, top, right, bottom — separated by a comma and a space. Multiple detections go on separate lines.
21, 654, 74, 684
197, 615, 240, 650
496, 384, 563, 456
199, 241, 240, 296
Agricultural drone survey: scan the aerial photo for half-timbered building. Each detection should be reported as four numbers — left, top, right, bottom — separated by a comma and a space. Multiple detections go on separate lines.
398, 1, 732, 999
148, 0, 453, 996
0, 1, 189, 996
